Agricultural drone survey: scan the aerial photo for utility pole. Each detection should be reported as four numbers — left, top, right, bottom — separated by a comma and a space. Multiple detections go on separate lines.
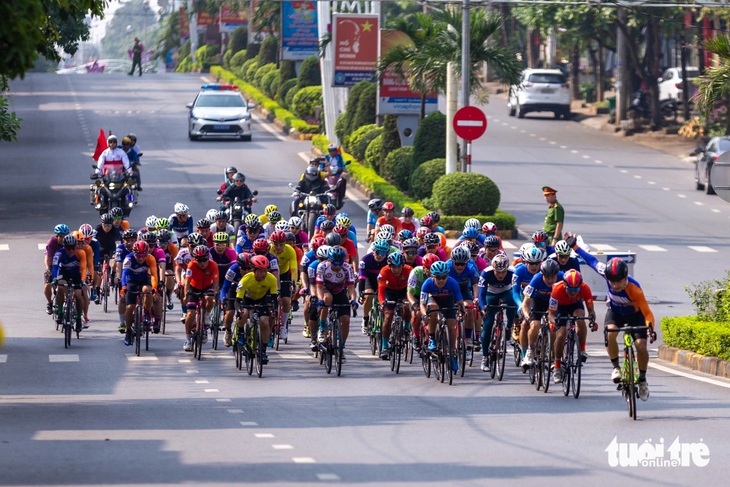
615, 6, 627, 125
460, 0, 471, 172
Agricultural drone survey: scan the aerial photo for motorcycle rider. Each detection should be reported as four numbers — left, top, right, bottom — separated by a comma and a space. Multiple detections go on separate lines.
325, 143, 347, 208
121, 137, 142, 191
96, 135, 131, 176
220, 172, 257, 209
216, 166, 238, 202
293, 165, 329, 215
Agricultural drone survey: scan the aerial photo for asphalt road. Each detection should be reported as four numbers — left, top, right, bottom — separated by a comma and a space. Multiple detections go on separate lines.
0, 73, 728, 486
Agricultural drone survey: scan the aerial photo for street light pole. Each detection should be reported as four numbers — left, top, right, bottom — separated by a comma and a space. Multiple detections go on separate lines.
460, 0, 471, 172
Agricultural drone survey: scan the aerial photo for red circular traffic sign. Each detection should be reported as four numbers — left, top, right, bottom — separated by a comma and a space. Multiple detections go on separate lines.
453, 106, 487, 140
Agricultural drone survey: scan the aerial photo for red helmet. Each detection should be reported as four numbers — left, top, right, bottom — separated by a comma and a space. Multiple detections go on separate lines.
563, 269, 582, 289
416, 227, 430, 240
237, 252, 252, 270
192, 245, 209, 259
310, 236, 326, 250
482, 222, 497, 234
252, 238, 269, 252
333, 225, 349, 236
532, 230, 549, 244
270, 230, 287, 243
382, 201, 395, 211
422, 253, 440, 270
323, 204, 337, 216
420, 216, 433, 228
132, 240, 149, 254
250, 255, 269, 269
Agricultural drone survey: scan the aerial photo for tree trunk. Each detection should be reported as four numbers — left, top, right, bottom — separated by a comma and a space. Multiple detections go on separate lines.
587, 44, 598, 100
598, 40, 605, 102
646, 18, 663, 128
571, 46, 580, 100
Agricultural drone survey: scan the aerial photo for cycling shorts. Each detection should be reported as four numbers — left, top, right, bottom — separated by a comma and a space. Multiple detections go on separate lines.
529, 299, 550, 321
279, 271, 292, 298
186, 286, 214, 309
242, 296, 271, 317
383, 288, 407, 310
125, 281, 150, 305
605, 309, 648, 340
554, 302, 585, 327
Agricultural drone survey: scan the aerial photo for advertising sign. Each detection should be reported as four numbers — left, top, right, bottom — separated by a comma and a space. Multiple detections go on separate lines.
219, 7, 248, 34
281, 1, 319, 61
332, 14, 379, 87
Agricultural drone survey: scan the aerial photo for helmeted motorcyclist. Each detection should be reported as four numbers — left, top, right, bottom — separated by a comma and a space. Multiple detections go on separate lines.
325, 143, 347, 208
96, 135, 131, 176
216, 166, 238, 201
220, 172, 256, 206
121, 136, 142, 190
293, 166, 329, 215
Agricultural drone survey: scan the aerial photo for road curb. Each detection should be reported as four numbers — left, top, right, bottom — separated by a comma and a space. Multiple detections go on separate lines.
658, 344, 730, 379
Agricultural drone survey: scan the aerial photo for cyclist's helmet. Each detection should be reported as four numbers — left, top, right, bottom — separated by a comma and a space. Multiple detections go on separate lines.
110, 207, 124, 218
157, 229, 172, 243
289, 216, 303, 228
187, 233, 205, 247
214, 211, 228, 221
174, 203, 189, 215
462, 227, 478, 239
250, 255, 269, 269
397, 229, 413, 242
213, 232, 229, 244
270, 230, 287, 243
379, 224, 396, 239
72, 230, 84, 242
54, 224, 70, 236
420, 216, 433, 228
422, 253, 440, 271
320, 220, 335, 232
133, 240, 149, 254
275, 220, 291, 232
328, 246, 347, 265
325, 232, 342, 247
491, 254, 510, 272
368, 198, 383, 211
426, 211, 441, 223
382, 201, 395, 212
156, 217, 170, 229
450, 246, 470, 264
402, 238, 419, 249
246, 218, 262, 232
264, 205, 278, 216
79, 223, 94, 239
564, 269, 582, 289
252, 238, 269, 252
145, 215, 158, 228
554, 240, 572, 257
464, 218, 481, 230
370, 240, 388, 255
519, 243, 536, 260
140, 231, 157, 244
540, 259, 559, 278
316, 245, 331, 260
206, 209, 219, 222
523, 246, 546, 264
401, 206, 414, 218
484, 235, 500, 248
376, 230, 392, 243
387, 252, 405, 267
62, 234, 78, 247
423, 233, 440, 246
430, 261, 449, 277
416, 227, 430, 240
327, 143, 338, 151
192, 245, 210, 260
482, 222, 497, 234
232, 172, 245, 182
237, 252, 251, 270
304, 165, 319, 181
196, 218, 211, 229
335, 215, 351, 228
462, 241, 480, 255
532, 230, 549, 246
333, 225, 349, 237
285, 232, 296, 243
323, 204, 337, 216
268, 211, 282, 224
310, 236, 326, 251
604, 258, 629, 282
122, 229, 138, 240
100, 213, 113, 224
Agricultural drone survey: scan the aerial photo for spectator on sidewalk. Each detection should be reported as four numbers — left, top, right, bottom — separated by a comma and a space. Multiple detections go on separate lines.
128, 38, 143, 77
542, 186, 564, 246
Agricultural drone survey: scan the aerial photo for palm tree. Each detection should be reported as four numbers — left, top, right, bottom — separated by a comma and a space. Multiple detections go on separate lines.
697, 34, 730, 135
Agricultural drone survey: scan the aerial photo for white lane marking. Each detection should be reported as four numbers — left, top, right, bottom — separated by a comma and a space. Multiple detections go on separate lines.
352, 353, 378, 359
520, 130, 526, 133
678, 194, 687, 198
293, 457, 316, 463
560, 145, 567, 149
589, 244, 617, 252
638, 245, 667, 252
178, 359, 191, 363
501, 241, 517, 249
273, 444, 294, 450
582, 155, 590, 159
510, 126, 517, 130
0, 244, 9, 251
595, 160, 602, 164
530, 134, 536, 137
549, 141, 556, 144
240, 421, 258, 426
317, 474, 342, 481
216, 399, 232, 402
634, 175, 642, 179
38, 243, 46, 250
195, 380, 209, 384
712, 208, 721, 213
0, 355, 7, 363
539, 137, 546, 141
570, 149, 578, 154
620, 169, 628, 174
204, 389, 219, 393
127, 355, 158, 362
276, 353, 309, 360
649, 362, 730, 389
185, 369, 199, 374
501, 122, 508, 126
253, 112, 289, 142
648, 181, 656, 185
227, 409, 244, 414
688, 246, 718, 253
694, 201, 704, 206
255, 433, 274, 438
49, 355, 79, 362
662, 187, 670, 191
357, 244, 367, 251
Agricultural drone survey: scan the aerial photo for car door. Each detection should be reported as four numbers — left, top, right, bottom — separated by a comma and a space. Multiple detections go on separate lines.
659, 69, 674, 101
701, 139, 717, 183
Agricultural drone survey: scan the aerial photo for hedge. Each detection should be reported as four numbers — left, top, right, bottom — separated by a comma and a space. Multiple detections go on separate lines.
432, 172, 500, 216
661, 316, 730, 361
210, 66, 320, 134
291, 85, 322, 120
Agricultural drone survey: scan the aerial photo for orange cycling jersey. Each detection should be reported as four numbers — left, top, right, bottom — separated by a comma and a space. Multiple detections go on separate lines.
376, 216, 402, 233
80, 243, 94, 279
377, 264, 413, 303
548, 281, 593, 310
186, 261, 219, 290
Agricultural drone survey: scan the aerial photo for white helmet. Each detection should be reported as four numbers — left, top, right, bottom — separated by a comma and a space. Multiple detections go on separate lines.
519, 243, 535, 261
275, 220, 291, 232
379, 224, 395, 239
289, 216, 303, 228
174, 203, 189, 215
145, 215, 158, 228
464, 218, 481, 230
206, 208, 219, 222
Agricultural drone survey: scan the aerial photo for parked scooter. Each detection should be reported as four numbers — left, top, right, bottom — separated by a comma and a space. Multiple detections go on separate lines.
628, 88, 678, 123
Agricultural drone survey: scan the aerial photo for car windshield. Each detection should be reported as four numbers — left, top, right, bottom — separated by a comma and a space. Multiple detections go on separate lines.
528, 73, 565, 84
195, 94, 245, 108
717, 139, 730, 152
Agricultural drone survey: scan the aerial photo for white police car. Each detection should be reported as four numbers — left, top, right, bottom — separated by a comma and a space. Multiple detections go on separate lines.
186, 84, 255, 141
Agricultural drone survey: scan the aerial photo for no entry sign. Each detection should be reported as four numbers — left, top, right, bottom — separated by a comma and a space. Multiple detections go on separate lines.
453, 106, 487, 141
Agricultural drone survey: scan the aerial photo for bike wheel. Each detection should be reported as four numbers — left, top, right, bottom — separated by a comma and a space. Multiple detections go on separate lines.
102, 275, 109, 313
627, 347, 637, 420
488, 325, 498, 379
333, 319, 343, 377
255, 323, 263, 378
445, 327, 454, 386
324, 340, 333, 374
64, 320, 72, 349
542, 331, 552, 393
133, 306, 141, 357
234, 330, 241, 370
211, 305, 220, 350
535, 335, 543, 390
497, 321, 508, 381
562, 339, 571, 397
457, 333, 466, 378
571, 335, 582, 399
421, 347, 431, 378
513, 340, 521, 367
161, 292, 167, 335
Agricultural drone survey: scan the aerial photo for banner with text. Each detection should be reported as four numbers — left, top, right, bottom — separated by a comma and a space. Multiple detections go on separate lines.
281, 1, 319, 61
332, 14, 379, 87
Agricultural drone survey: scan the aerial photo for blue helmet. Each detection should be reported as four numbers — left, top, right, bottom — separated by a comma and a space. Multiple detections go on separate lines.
387, 252, 405, 266
462, 227, 479, 239
327, 246, 347, 265
372, 239, 389, 254
430, 261, 449, 277
54, 224, 70, 236
396, 229, 413, 241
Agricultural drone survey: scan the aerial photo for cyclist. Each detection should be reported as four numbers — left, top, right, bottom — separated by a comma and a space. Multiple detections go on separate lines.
259, 204, 278, 226
366, 198, 383, 243
51, 234, 87, 331
375, 202, 402, 233
464, 241, 488, 272
520, 259, 563, 368
458, 219, 485, 246
121, 240, 159, 346
315, 246, 357, 362
268, 230, 297, 343
377, 252, 413, 360
44, 224, 70, 315
80, 223, 102, 304
252, 237, 280, 284
220, 252, 252, 347
512, 245, 546, 349
195, 218, 214, 247
335, 214, 357, 248
74, 230, 94, 326
157, 229, 178, 311
358, 239, 389, 334
212, 211, 235, 242
447, 246, 480, 362
482, 222, 503, 250
418, 233, 447, 261
314, 204, 337, 233
480, 235, 503, 265
407, 253, 440, 351
402, 238, 423, 268
532, 230, 555, 257
304, 244, 330, 349
114, 230, 137, 331
174, 233, 205, 323
420, 260, 464, 372
570, 236, 656, 401
110, 207, 130, 232
400, 206, 419, 233
289, 216, 309, 251
299, 236, 325, 340
478, 254, 518, 372
547, 269, 597, 384
183, 245, 219, 352
551, 240, 581, 272
262, 211, 283, 239
236, 219, 265, 253
235, 255, 278, 365
169, 203, 193, 245
332, 225, 358, 268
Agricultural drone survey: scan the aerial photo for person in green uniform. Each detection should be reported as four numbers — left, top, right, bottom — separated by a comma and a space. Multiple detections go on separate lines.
542, 186, 564, 246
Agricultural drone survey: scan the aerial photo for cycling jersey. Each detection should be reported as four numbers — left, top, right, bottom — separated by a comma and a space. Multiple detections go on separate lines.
366, 210, 378, 227
77, 243, 94, 280
236, 272, 278, 300
268, 243, 297, 275
316, 261, 355, 295
262, 222, 276, 239
95, 224, 122, 255
121, 254, 158, 288
549, 281, 593, 310
45, 236, 63, 262
417, 246, 447, 261
406, 266, 428, 300
376, 216, 402, 233
307, 258, 322, 290
52, 248, 87, 280
477, 267, 515, 303
293, 230, 309, 250
420, 276, 463, 304
300, 249, 316, 273
472, 256, 488, 272
377, 265, 413, 303
235, 232, 266, 253
511, 263, 538, 305
358, 252, 387, 290
340, 238, 357, 262
550, 254, 581, 272
401, 218, 419, 234
87, 239, 101, 268
447, 260, 480, 289
159, 243, 179, 267
210, 246, 237, 277
524, 271, 564, 303
212, 223, 236, 239
186, 260, 219, 290
168, 214, 194, 243
220, 262, 245, 300
457, 234, 486, 247
174, 247, 193, 269
314, 215, 335, 232
115, 243, 132, 265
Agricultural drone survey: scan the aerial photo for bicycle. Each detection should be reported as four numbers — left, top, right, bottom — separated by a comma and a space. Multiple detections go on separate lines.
273, 283, 292, 350
317, 303, 354, 377
553, 315, 595, 398
129, 290, 154, 357
383, 301, 408, 374
100, 258, 113, 313
606, 325, 655, 420
513, 315, 527, 368
423, 307, 456, 385
527, 312, 548, 389
361, 292, 382, 357
210, 298, 223, 350
485, 303, 517, 381
56, 283, 82, 348
455, 304, 477, 377
233, 304, 266, 378
191, 290, 215, 361
536, 313, 554, 393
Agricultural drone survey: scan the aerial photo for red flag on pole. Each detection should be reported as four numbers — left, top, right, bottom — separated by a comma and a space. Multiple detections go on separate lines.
92, 129, 107, 161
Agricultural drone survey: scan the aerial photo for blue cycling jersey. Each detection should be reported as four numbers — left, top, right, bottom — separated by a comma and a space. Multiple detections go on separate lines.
523, 271, 564, 303
52, 248, 83, 280
447, 260, 480, 288
511, 263, 538, 306
220, 263, 243, 300
420, 276, 463, 303
477, 267, 514, 308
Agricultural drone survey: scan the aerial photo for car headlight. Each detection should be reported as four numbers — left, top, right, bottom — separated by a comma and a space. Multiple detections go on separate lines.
109, 183, 116, 190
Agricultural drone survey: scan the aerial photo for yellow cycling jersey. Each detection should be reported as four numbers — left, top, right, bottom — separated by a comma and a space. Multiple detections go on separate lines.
268, 243, 297, 275
236, 272, 278, 301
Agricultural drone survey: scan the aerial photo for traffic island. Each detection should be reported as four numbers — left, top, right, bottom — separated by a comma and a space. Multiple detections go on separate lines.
658, 345, 730, 379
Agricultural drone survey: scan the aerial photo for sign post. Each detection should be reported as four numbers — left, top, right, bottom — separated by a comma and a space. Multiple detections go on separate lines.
452, 106, 487, 172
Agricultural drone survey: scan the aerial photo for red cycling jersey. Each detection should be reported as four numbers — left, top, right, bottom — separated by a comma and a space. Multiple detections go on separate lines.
548, 281, 593, 310
186, 260, 219, 290
377, 264, 413, 303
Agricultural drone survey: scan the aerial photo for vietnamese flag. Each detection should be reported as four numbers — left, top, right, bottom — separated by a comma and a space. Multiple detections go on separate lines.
92, 129, 107, 161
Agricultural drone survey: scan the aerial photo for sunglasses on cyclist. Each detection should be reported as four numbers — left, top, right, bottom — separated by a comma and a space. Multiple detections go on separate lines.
426, 245, 438, 250
195, 257, 210, 263
535, 241, 547, 247
134, 252, 148, 258
375, 250, 387, 256
566, 286, 580, 293
453, 262, 466, 267
405, 250, 417, 256
434, 275, 448, 281
273, 242, 285, 246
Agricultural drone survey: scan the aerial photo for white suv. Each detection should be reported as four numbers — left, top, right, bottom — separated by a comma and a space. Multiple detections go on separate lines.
508, 69, 571, 119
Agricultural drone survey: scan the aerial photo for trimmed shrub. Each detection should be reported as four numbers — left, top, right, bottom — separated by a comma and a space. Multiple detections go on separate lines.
229, 50, 248, 69
335, 113, 349, 145
412, 111, 446, 167
245, 59, 260, 82
261, 69, 280, 98
175, 55, 192, 73
380, 115, 401, 167
351, 125, 382, 162
410, 158, 445, 200
432, 172, 500, 216
195, 44, 220, 72
276, 78, 297, 108
223, 49, 234, 68
343, 81, 371, 139
365, 134, 384, 170
179, 40, 191, 60
253, 63, 276, 91
662, 316, 730, 361
351, 83, 377, 134
228, 26, 248, 53
439, 212, 516, 232
279, 60, 296, 83
297, 56, 321, 89
291, 86, 322, 120
382, 146, 413, 190
285, 85, 300, 110
256, 35, 278, 66
244, 43, 260, 60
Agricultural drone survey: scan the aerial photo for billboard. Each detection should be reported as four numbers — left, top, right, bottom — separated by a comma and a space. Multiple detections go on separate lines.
219, 7, 248, 34
378, 29, 438, 115
332, 14, 379, 87
281, 1, 319, 61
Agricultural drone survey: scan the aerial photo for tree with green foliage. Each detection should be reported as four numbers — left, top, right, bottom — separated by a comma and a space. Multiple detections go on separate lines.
412, 111, 446, 168
256, 35, 279, 67
365, 134, 384, 170
291, 86, 322, 120
276, 79, 298, 108
342, 81, 372, 140
379, 115, 401, 169
382, 146, 413, 190
297, 56, 321, 89
101, 0, 162, 60
433, 173, 500, 215
251, 0, 280, 39
351, 83, 377, 135
697, 34, 730, 135
279, 60, 296, 83
228, 25, 248, 54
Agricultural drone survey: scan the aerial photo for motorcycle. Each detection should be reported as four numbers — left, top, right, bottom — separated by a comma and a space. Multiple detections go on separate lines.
312, 156, 351, 210
628, 88, 677, 124
288, 183, 333, 239
90, 165, 136, 216
222, 191, 258, 237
